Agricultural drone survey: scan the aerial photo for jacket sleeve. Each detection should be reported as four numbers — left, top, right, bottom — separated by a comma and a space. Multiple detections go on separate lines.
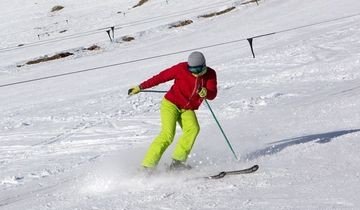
139, 64, 179, 89
205, 70, 217, 100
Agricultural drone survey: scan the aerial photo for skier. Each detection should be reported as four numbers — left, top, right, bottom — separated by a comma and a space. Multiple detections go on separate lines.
128, 51, 217, 171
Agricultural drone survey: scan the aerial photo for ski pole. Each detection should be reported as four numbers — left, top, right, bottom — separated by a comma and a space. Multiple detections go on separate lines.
140, 90, 166, 93
204, 99, 238, 160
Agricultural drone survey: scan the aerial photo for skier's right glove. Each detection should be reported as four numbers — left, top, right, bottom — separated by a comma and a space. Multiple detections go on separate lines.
128, 86, 141, 95
198, 87, 207, 98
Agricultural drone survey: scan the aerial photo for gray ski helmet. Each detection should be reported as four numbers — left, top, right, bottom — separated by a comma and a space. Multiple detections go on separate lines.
188, 51, 206, 67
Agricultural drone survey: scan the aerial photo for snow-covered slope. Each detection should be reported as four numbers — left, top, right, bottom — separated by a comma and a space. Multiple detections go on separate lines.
1, 0, 360, 209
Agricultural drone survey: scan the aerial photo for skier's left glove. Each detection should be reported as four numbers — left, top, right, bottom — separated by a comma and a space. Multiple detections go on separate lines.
128, 86, 141, 95
198, 87, 207, 98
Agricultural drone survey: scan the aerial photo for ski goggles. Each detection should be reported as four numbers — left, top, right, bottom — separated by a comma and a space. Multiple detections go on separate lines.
188, 65, 207, 74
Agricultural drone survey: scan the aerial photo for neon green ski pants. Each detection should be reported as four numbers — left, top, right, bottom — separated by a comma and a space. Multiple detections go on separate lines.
142, 98, 200, 168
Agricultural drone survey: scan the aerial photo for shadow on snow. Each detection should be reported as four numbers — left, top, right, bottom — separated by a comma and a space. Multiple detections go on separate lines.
244, 129, 360, 161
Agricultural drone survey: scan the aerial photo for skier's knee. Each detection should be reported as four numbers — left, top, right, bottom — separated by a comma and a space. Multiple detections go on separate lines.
156, 131, 175, 145
187, 124, 200, 137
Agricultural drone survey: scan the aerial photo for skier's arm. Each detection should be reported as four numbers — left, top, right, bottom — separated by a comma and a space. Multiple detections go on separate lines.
139, 64, 178, 89
205, 71, 217, 100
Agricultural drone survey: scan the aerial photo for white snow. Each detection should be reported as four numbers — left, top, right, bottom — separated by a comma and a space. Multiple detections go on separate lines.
1, 0, 360, 209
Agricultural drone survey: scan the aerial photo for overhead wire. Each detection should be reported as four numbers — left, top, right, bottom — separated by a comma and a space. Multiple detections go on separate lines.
1, 11, 360, 89
0, 0, 239, 53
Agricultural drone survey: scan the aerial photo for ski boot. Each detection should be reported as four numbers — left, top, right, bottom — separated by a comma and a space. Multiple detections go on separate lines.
138, 166, 155, 177
169, 159, 192, 171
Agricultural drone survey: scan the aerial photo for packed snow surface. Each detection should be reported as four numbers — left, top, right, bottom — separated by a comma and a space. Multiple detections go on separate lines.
1, 0, 360, 209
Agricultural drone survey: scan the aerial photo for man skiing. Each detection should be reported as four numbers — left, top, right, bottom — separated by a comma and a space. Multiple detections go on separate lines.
128, 51, 217, 171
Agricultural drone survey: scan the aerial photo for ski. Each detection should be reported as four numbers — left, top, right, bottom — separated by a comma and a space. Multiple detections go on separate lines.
206, 165, 259, 179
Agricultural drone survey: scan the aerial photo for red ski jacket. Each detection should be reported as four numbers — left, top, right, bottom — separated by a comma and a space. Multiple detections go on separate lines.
139, 62, 217, 110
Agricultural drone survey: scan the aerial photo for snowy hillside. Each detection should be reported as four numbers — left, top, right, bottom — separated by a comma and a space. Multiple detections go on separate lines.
1, 0, 360, 209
